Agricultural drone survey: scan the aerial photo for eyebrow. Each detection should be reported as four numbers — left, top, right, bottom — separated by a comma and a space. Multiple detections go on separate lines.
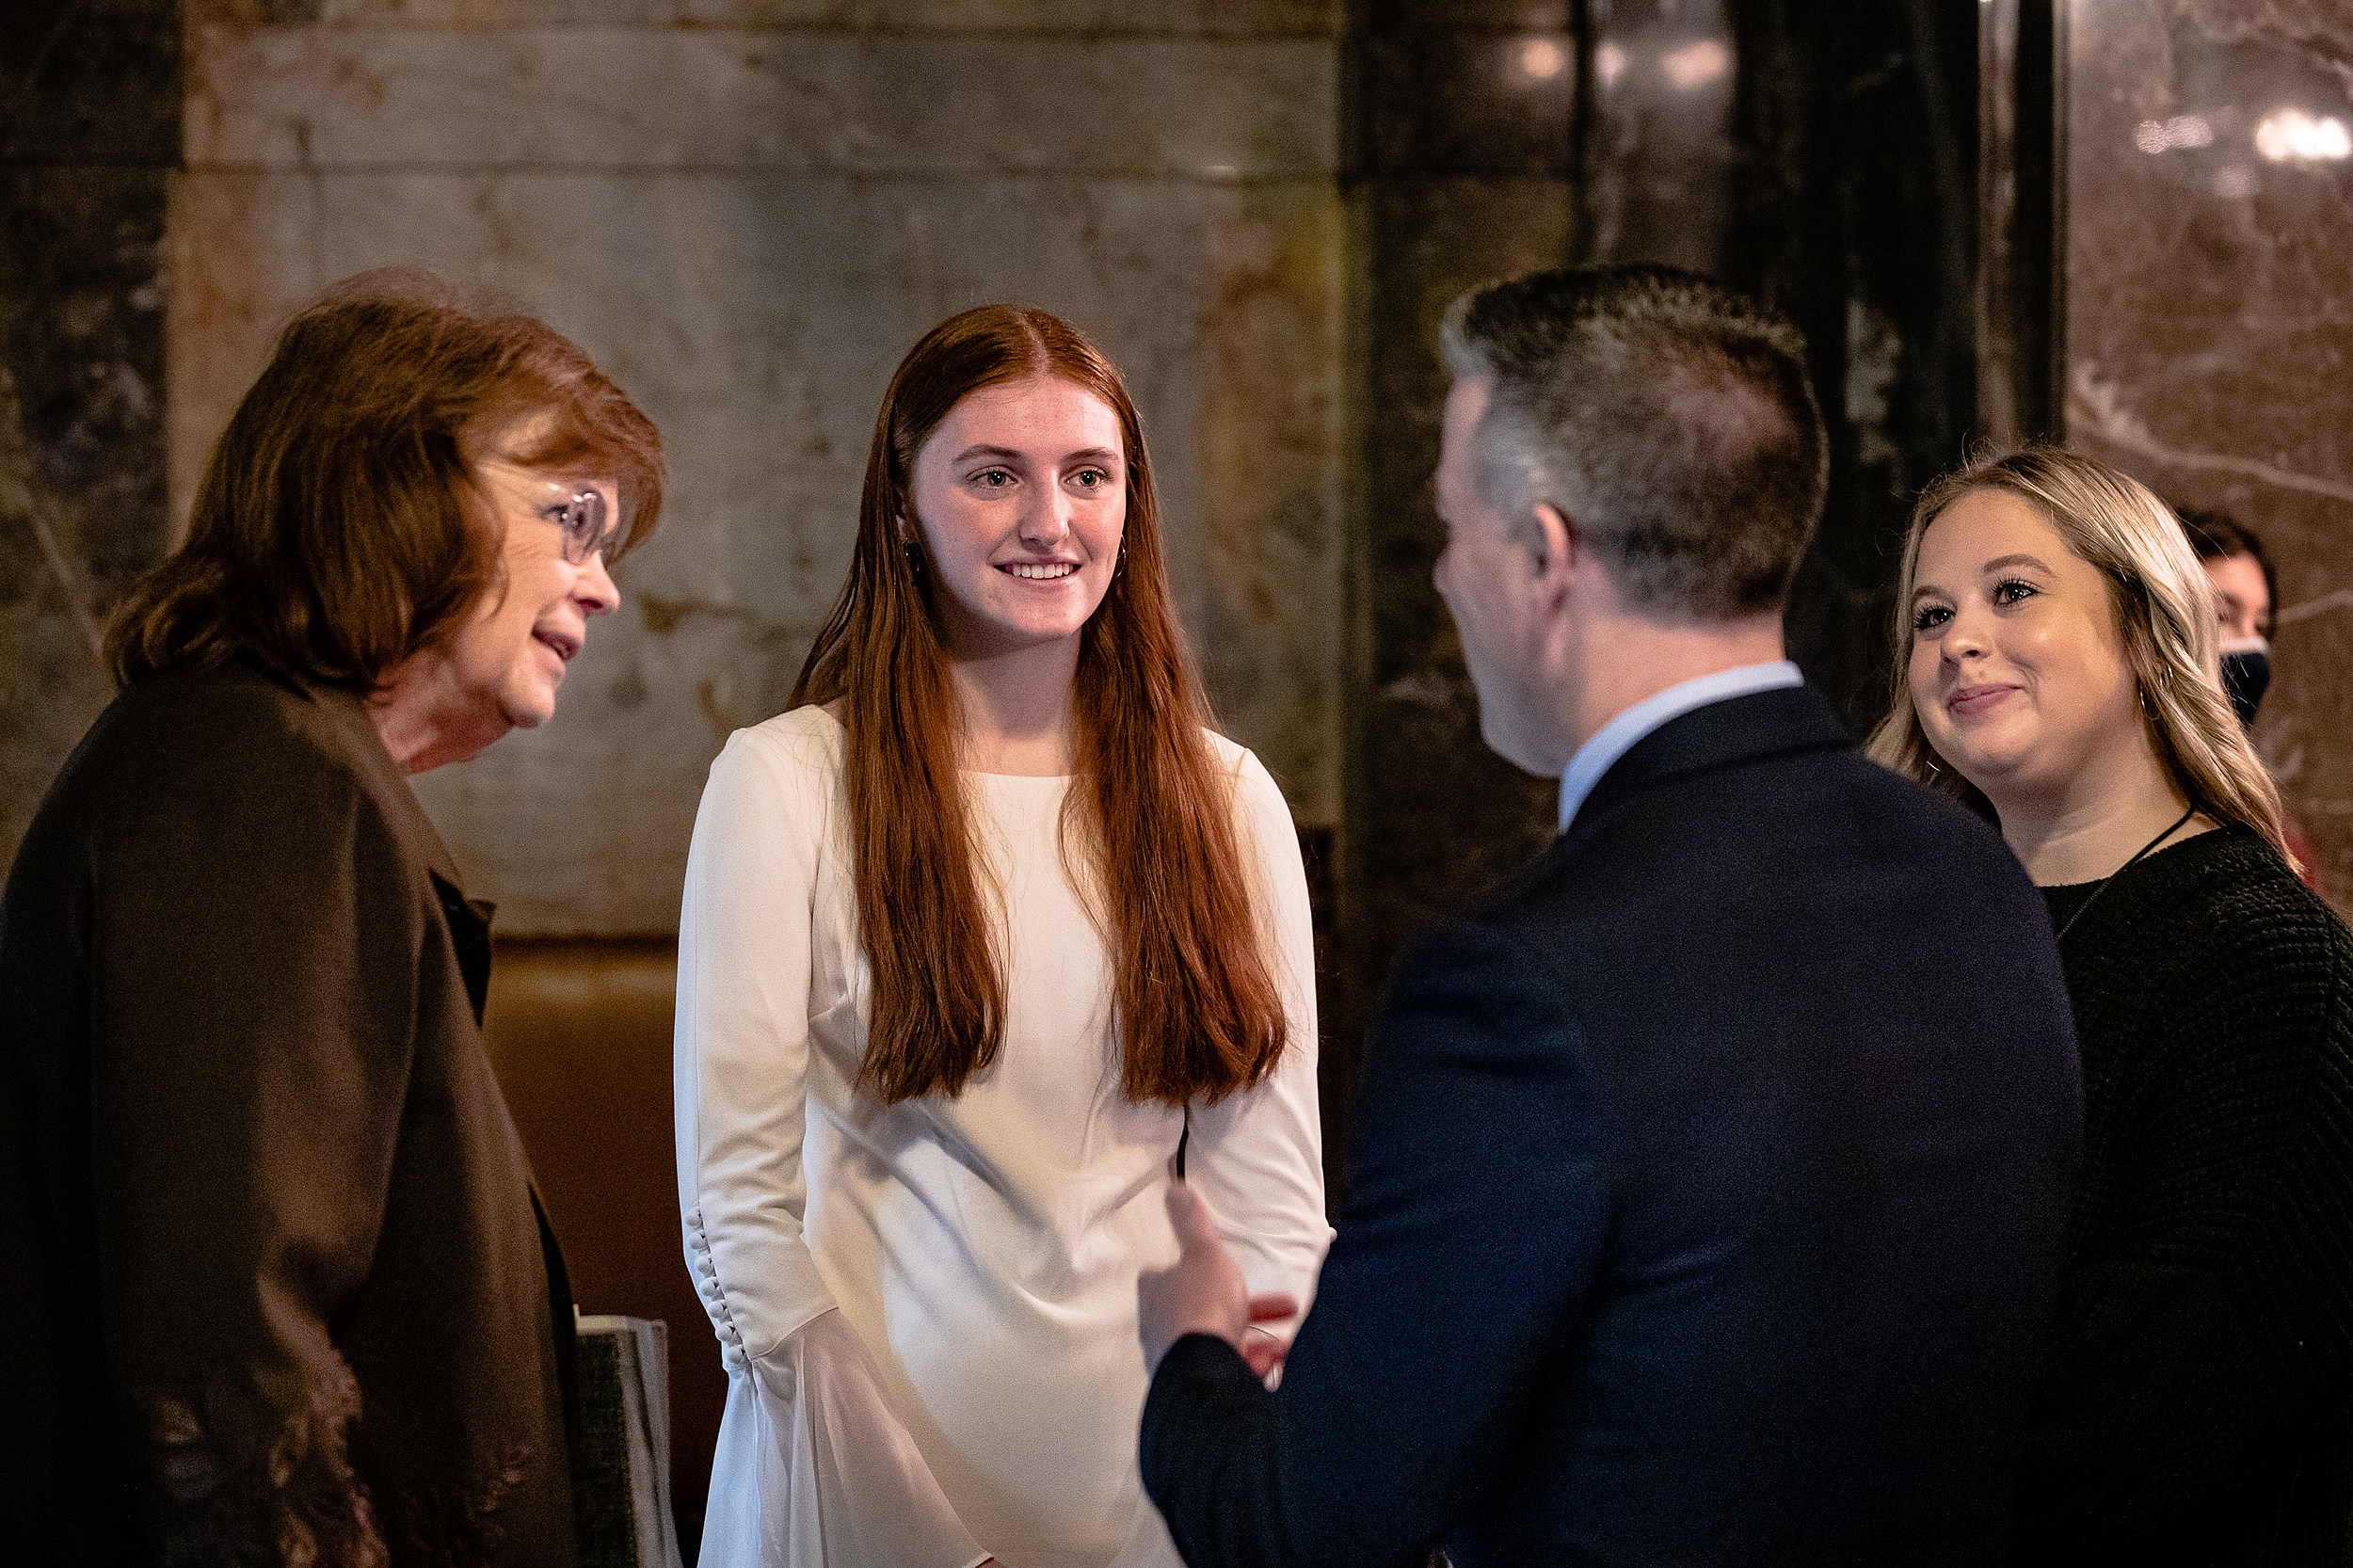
488, 463, 606, 500
1911, 550, 2059, 602
952, 444, 1122, 466
1980, 552, 2054, 575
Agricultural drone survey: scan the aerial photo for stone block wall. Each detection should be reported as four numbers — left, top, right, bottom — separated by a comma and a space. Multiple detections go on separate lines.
19, 0, 2341, 981
168, 0, 1349, 933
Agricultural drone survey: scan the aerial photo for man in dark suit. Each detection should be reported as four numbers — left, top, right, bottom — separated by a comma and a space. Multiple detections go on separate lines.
1137, 264, 2082, 1567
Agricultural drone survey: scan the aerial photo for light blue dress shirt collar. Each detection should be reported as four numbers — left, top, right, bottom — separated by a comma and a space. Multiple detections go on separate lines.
1556, 661, 1804, 832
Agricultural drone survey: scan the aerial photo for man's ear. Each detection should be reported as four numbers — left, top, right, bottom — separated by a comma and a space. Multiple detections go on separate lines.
1529, 503, 1577, 583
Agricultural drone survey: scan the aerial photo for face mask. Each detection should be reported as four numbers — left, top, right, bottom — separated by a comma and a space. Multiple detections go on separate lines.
2219, 639, 2271, 728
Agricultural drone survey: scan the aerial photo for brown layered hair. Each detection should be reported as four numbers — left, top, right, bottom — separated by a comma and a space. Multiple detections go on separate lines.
109, 271, 663, 691
792, 305, 1286, 1107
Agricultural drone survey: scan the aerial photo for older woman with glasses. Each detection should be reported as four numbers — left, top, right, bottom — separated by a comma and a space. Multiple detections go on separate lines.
0, 274, 662, 1567
1872, 446, 2353, 1567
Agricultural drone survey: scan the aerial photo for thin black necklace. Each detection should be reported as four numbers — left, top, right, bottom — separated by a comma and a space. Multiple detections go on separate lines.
2053, 806, 2198, 943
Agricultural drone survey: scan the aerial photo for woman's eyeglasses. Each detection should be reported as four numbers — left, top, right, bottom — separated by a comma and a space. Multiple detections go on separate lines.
551, 488, 615, 564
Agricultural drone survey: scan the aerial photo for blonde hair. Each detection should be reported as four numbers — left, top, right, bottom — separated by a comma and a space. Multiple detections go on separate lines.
1866, 445, 2288, 861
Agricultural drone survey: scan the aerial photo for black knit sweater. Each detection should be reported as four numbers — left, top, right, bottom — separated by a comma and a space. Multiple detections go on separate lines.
2014, 825, 2353, 1566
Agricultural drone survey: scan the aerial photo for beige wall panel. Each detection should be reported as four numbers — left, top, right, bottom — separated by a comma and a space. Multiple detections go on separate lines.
169, 158, 1343, 931
185, 25, 1335, 176
248, 2, 1342, 33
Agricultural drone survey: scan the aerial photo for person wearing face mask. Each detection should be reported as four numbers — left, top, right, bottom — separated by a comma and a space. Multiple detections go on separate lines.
0, 274, 663, 1565
2179, 509, 2277, 726
1872, 447, 2353, 1567
674, 305, 1329, 1568
2179, 506, 2324, 892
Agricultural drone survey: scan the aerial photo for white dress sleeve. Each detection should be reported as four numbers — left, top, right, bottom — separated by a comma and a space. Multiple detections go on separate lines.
677, 725, 987, 1568
1183, 748, 1336, 1339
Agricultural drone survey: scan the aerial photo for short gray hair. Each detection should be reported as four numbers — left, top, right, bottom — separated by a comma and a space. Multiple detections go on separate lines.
1440, 264, 1828, 620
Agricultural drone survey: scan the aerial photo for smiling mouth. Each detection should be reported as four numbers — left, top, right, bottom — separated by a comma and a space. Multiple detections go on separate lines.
534, 629, 582, 664
1000, 561, 1078, 581
1946, 683, 2017, 716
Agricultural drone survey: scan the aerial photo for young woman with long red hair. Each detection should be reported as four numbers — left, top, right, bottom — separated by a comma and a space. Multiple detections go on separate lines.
676, 306, 1330, 1567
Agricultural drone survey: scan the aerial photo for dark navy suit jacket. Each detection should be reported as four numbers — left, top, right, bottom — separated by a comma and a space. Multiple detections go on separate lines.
1142, 686, 2082, 1567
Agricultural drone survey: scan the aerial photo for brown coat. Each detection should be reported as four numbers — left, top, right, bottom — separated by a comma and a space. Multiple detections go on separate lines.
0, 659, 580, 1566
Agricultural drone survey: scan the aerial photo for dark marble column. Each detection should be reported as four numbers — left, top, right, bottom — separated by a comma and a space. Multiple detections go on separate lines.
1566, 0, 1981, 727
2062, 0, 2353, 906
1335, 1, 1578, 1189
0, 0, 180, 865
1717, 0, 1982, 730
1978, 0, 2065, 447
1577, 0, 1739, 272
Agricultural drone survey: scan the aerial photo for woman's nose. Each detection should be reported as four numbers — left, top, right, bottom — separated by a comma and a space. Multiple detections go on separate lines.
1941, 608, 1989, 662
1019, 487, 1073, 545
575, 552, 621, 616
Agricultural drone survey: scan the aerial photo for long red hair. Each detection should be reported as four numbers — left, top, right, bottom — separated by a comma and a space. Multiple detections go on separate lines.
791, 305, 1287, 1107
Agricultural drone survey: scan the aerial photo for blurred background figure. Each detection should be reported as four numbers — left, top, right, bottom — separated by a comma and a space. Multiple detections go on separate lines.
2180, 507, 2277, 727
2179, 506, 2324, 890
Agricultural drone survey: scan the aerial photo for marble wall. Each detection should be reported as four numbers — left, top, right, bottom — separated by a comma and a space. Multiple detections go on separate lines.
1724, 0, 1983, 732
2063, 0, 2353, 904
0, 0, 179, 868
168, 0, 1349, 933
5, 0, 2007, 953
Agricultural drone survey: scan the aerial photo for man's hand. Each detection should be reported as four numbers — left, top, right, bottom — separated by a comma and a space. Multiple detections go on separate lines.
1139, 1180, 1299, 1376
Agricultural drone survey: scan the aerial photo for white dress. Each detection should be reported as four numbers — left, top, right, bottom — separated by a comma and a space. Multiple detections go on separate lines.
676, 707, 1331, 1568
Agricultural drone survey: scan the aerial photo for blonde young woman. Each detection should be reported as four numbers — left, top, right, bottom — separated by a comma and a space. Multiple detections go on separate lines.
1872, 446, 2353, 1566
